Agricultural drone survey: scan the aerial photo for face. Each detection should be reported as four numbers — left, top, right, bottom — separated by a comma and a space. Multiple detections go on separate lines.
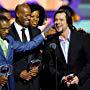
17, 6, 31, 27
54, 12, 68, 32
0, 20, 10, 38
3, 12, 12, 21
30, 10, 39, 28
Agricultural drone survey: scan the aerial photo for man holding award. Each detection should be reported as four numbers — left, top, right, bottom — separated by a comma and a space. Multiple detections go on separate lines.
0, 14, 45, 90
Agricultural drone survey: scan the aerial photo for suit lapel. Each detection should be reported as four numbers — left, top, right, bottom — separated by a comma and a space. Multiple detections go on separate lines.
5, 36, 13, 63
10, 24, 21, 41
53, 38, 66, 64
68, 31, 78, 63
0, 47, 5, 58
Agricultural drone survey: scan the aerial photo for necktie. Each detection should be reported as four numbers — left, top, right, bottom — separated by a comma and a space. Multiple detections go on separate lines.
21, 28, 27, 42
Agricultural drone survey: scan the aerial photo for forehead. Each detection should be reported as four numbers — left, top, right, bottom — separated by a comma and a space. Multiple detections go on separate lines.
19, 6, 31, 14
55, 12, 66, 19
31, 11, 39, 15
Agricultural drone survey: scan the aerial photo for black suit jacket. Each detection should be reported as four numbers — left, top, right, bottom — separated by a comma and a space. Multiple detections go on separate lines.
47, 30, 90, 89
9, 23, 42, 90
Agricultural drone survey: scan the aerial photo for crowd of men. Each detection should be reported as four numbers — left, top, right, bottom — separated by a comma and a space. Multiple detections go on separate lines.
0, 2, 90, 90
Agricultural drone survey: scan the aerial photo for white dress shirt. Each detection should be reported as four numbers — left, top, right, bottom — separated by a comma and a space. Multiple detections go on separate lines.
14, 22, 30, 42
59, 31, 71, 63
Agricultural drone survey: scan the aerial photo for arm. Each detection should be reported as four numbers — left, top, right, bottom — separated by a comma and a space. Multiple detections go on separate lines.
77, 34, 90, 85
13, 34, 44, 52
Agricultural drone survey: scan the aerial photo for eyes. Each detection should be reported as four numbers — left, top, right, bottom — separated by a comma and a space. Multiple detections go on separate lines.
30, 15, 39, 18
55, 18, 64, 22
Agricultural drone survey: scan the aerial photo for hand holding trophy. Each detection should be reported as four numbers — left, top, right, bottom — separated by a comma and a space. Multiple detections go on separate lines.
0, 64, 12, 89
27, 59, 41, 77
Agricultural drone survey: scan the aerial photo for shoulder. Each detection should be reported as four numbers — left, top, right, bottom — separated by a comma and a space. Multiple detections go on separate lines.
6, 35, 14, 43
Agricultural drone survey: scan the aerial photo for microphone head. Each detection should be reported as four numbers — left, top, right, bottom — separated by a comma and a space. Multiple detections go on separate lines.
49, 43, 56, 50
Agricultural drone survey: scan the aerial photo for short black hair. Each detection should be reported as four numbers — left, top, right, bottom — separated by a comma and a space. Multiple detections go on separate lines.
0, 14, 8, 21
54, 7, 73, 28
0, 8, 9, 14
28, 3, 45, 26
58, 6, 75, 17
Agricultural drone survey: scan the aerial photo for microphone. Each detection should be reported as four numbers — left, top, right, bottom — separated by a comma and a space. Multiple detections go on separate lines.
49, 42, 58, 90
49, 43, 56, 50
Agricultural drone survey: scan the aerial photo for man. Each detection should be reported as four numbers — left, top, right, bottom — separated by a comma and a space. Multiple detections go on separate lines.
0, 8, 13, 24
0, 14, 44, 90
47, 8, 90, 90
9, 3, 43, 90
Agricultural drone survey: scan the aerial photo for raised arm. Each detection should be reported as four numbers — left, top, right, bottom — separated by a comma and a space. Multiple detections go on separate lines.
13, 34, 44, 52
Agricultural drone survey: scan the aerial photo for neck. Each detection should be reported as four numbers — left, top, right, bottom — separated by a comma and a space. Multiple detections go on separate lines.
61, 27, 70, 40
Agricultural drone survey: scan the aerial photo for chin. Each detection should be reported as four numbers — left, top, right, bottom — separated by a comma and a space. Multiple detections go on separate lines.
23, 22, 29, 27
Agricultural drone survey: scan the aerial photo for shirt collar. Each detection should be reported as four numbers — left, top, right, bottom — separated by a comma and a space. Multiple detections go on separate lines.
0, 37, 3, 42
59, 30, 71, 42
14, 21, 28, 31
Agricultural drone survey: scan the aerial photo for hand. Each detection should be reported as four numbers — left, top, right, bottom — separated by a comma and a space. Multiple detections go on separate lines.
62, 74, 75, 86
0, 76, 8, 86
70, 76, 79, 85
62, 76, 68, 84
44, 27, 56, 37
77, 28, 86, 33
30, 66, 39, 77
20, 70, 32, 81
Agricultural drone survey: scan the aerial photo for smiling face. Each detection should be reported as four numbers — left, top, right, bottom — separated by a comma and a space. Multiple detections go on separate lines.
0, 20, 10, 38
54, 12, 68, 32
30, 10, 39, 28
16, 4, 31, 27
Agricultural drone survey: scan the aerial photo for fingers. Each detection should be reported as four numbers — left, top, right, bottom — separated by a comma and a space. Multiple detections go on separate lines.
20, 70, 32, 80
70, 76, 79, 85
19, 67, 39, 81
44, 27, 56, 37
61, 75, 79, 87
0, 76, 8, 86
30, 66, 39, 76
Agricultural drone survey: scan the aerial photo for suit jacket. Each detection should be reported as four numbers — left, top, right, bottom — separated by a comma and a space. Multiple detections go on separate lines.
0, 34, 44, 90
10, 24, 43, 90
47, 30, 90, 89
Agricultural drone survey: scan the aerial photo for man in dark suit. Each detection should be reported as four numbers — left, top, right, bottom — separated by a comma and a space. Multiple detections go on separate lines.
0, 14, 44, 90
9, 3, 44, 90
46, 8, 90, 90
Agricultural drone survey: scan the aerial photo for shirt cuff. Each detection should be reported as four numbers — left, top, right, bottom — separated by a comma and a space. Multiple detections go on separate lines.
41, 32, 45, 39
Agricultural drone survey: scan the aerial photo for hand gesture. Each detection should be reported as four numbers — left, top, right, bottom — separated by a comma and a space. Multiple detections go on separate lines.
0, 76, 8, 86
20, 70, 32, 81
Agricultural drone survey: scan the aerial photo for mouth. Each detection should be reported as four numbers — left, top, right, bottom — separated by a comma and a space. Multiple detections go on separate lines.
33, 22, 38, 25
24, 21, 30, 26
31, 22, 38, 27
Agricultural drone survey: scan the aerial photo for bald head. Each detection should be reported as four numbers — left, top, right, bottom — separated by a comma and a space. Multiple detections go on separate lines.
15, 3, 31, 27
15, 3, 31, 14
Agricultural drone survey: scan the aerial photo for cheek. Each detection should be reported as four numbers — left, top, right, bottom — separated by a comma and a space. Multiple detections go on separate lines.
37, 18, 39, 22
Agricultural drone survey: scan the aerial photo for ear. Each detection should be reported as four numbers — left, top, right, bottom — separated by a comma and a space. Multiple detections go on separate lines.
16, 12, 20, 18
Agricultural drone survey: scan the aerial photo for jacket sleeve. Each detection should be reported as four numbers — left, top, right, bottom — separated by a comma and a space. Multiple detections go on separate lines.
13, 34, 44, 52
77, 34, 90, 85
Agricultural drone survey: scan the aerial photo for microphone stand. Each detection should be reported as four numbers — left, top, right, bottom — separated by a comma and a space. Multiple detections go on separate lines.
49, 43, 58, 90
55, 51, 57, 90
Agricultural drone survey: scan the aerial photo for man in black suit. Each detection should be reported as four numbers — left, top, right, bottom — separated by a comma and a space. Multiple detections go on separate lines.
9, 3, 43, 90
46, 8, 90, 90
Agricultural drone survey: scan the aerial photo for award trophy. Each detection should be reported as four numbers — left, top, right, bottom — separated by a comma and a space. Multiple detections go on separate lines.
0, 64, 12, 90
27, 59, 41, 72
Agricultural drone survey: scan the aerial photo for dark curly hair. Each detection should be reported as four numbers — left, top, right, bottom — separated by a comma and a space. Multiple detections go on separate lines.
58, 6, 75, 17
28, 3, 45, 26
54, 7, 73, 30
